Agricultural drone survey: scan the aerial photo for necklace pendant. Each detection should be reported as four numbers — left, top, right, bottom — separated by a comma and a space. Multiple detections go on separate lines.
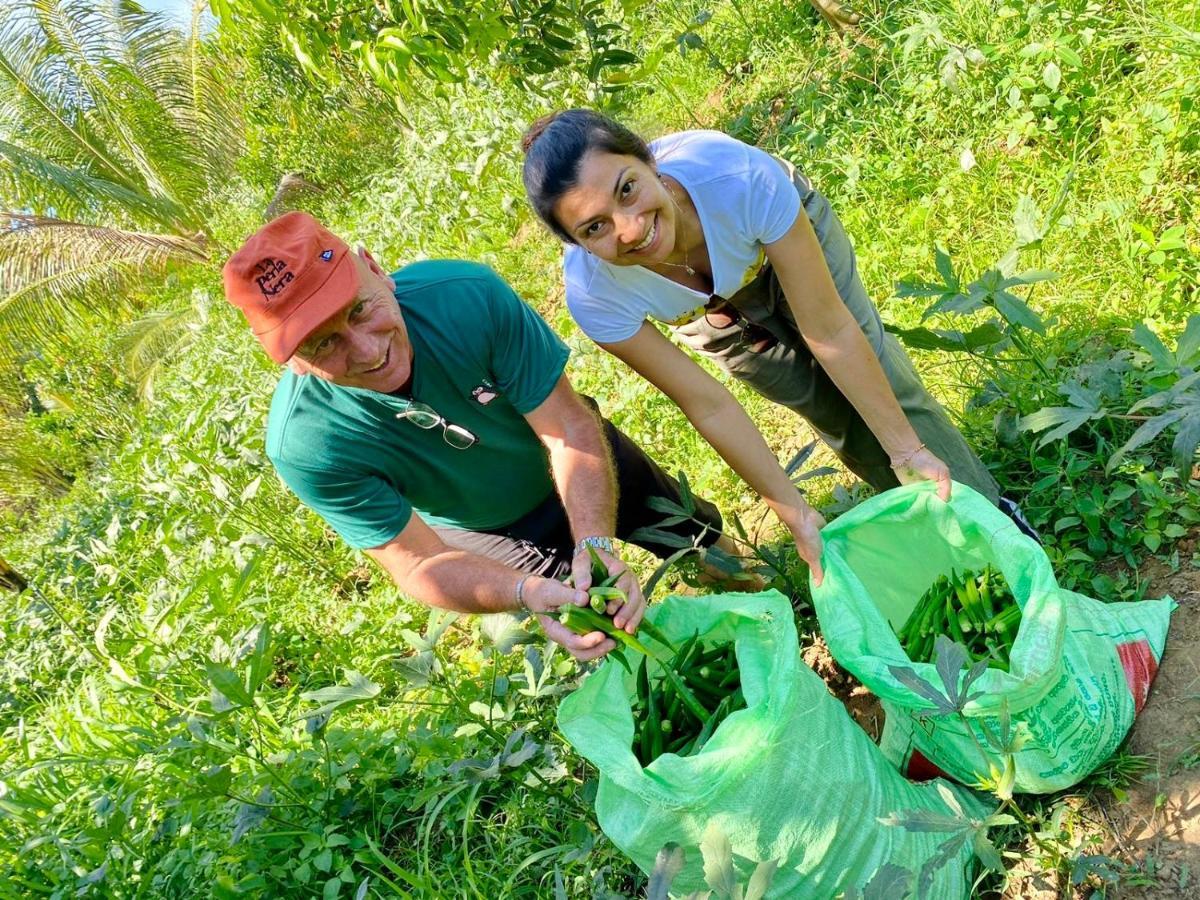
685, 264, 696, 276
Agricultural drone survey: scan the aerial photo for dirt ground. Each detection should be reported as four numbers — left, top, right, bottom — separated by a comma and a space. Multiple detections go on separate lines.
803, 634, 885, 743
1102, 562, 1200, 899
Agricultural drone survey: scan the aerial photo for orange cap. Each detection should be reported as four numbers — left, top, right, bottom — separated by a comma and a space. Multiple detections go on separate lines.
223, 212, 361, 363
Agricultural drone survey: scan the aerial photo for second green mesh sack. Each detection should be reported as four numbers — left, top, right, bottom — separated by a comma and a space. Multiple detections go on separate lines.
812, 481, 1174, 794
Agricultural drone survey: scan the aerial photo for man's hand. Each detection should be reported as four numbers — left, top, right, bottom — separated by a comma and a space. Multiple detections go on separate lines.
522, 575, 616, 661
537, 613, 616, 661
571, 546, 646, 635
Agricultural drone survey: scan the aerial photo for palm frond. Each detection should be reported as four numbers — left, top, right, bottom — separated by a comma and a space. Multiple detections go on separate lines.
0, 138, 191, 226
0, 0, 242, 231
26, 0, 206, 221
118, 290, 210, 402
0, 29, 144, 194
0, 214, 207, 352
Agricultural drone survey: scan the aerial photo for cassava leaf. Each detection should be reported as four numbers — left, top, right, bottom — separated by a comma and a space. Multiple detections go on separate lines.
699, 822, 736, 895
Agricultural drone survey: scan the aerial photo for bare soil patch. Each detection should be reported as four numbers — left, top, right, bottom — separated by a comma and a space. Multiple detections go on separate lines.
1102, 564, 1200, 899
803, 634, 885, 743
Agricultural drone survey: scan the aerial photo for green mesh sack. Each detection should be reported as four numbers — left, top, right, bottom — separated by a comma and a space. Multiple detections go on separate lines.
558, 592, 986, 897
812, 482, 1174, 794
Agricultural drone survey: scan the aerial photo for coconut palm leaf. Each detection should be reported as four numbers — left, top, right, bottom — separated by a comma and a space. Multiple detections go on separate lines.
0, 215, 207, 352
0, 0, 240, 361
118, 291, 210, 402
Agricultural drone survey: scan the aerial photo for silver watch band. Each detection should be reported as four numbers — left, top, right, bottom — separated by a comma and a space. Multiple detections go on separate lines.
574, 535, 615, 556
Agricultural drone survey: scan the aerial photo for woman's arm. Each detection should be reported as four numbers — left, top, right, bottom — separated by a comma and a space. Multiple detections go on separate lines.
764, 211, 952, 499
601, 323, 826, 582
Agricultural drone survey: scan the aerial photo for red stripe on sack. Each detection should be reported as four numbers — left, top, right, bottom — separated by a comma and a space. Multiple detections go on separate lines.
1116, 639, 1159, 714
906, 747, 952, 782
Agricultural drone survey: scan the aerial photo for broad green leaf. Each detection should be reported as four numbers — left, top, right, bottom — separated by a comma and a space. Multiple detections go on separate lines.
205, 660, 254, 708
1132, 323, 1175, 370
923, 291, 982, 319
479, 614, 533, 653
201, 764, 231, 796
972, 831, 1005, 871
627, 526, 694, 549
300, 670, 382, 720
94, 607, 119, 660
1017, 406, 1097, 445
1107, 410, 1187, 473
1013, 194, 1044, 246
1170, 412, 1200, 469
677, 470, 696, 515
646, 496, 689, 517
895, 280, 951, 299
784, 440, 819, 475
934, 248, 957, 288
231, 786, 272, 843
701, 543, 742, 576
246, 623, 272, 695
878, 808, 967, 833
993, 291, 1045, 334
1007, 269, 1058, 285
700, 822, 736, 895
887, 665, 958, 717
1176, 315, 1200, 366
1043, 60, 1061, 90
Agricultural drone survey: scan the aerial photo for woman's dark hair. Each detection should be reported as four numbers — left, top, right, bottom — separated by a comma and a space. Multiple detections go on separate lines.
521, 109, 654, 243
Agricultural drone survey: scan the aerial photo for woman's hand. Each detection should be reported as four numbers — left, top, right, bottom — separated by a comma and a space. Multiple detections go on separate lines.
774, 502, 827, 586
891, 447, 952, 501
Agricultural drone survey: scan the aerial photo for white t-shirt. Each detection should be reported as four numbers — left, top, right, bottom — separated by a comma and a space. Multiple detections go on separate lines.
564, 130, 801, 344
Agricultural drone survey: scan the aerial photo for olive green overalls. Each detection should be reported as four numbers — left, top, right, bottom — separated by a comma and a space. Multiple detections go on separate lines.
670, 167, 1001, 504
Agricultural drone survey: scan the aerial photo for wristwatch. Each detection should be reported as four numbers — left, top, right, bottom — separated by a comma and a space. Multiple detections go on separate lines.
574, 535, 615, 556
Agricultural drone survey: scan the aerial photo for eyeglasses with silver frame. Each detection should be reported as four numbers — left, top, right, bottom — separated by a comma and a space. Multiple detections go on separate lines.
395, 400, 478, 450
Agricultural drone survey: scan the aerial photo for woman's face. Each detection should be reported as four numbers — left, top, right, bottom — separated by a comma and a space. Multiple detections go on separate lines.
551, 150, 678, 266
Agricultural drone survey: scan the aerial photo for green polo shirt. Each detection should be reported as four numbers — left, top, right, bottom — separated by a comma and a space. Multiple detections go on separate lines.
266, 260, 570, 550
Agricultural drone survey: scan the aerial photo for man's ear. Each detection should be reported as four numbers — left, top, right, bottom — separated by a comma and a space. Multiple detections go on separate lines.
356, 245, 394, 287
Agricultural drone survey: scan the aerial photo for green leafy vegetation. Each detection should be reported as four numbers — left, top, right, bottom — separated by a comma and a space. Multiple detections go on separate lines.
2, 0, 1198, 896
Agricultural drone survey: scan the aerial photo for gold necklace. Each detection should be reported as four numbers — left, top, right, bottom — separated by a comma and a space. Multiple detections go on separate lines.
658, 179, 697, 277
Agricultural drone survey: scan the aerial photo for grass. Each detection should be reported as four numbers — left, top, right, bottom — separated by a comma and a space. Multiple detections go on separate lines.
1, 0, 1199, 896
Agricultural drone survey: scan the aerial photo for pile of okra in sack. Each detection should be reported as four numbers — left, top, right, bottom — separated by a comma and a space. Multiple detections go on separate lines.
559, 548, 745, 764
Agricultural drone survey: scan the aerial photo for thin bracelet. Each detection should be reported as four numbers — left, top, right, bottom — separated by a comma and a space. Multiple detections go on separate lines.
515, 574, 532, 612
889, 442, 927, 469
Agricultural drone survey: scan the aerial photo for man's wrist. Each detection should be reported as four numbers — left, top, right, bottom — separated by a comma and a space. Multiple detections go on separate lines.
514, 573, 534, 613
574, 535, 615, 556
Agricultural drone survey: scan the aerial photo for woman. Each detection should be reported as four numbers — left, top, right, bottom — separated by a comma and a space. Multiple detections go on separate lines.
521, 110, 1034, 581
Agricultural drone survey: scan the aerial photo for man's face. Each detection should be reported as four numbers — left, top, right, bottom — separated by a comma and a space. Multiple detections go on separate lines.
289, 252, 414, 393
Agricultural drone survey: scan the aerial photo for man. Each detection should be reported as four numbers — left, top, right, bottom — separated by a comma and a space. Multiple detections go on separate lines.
223, 212, 738, 660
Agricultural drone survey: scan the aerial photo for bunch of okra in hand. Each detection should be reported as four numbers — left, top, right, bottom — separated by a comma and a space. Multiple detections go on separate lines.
556, 548, 746, 765
896, 564, 1022, 671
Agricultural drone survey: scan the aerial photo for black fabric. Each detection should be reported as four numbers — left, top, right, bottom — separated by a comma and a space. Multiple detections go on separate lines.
432, 399, 723, 577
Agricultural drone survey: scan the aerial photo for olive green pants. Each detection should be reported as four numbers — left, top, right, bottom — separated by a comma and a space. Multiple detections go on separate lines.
671, 171, 1000, 505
